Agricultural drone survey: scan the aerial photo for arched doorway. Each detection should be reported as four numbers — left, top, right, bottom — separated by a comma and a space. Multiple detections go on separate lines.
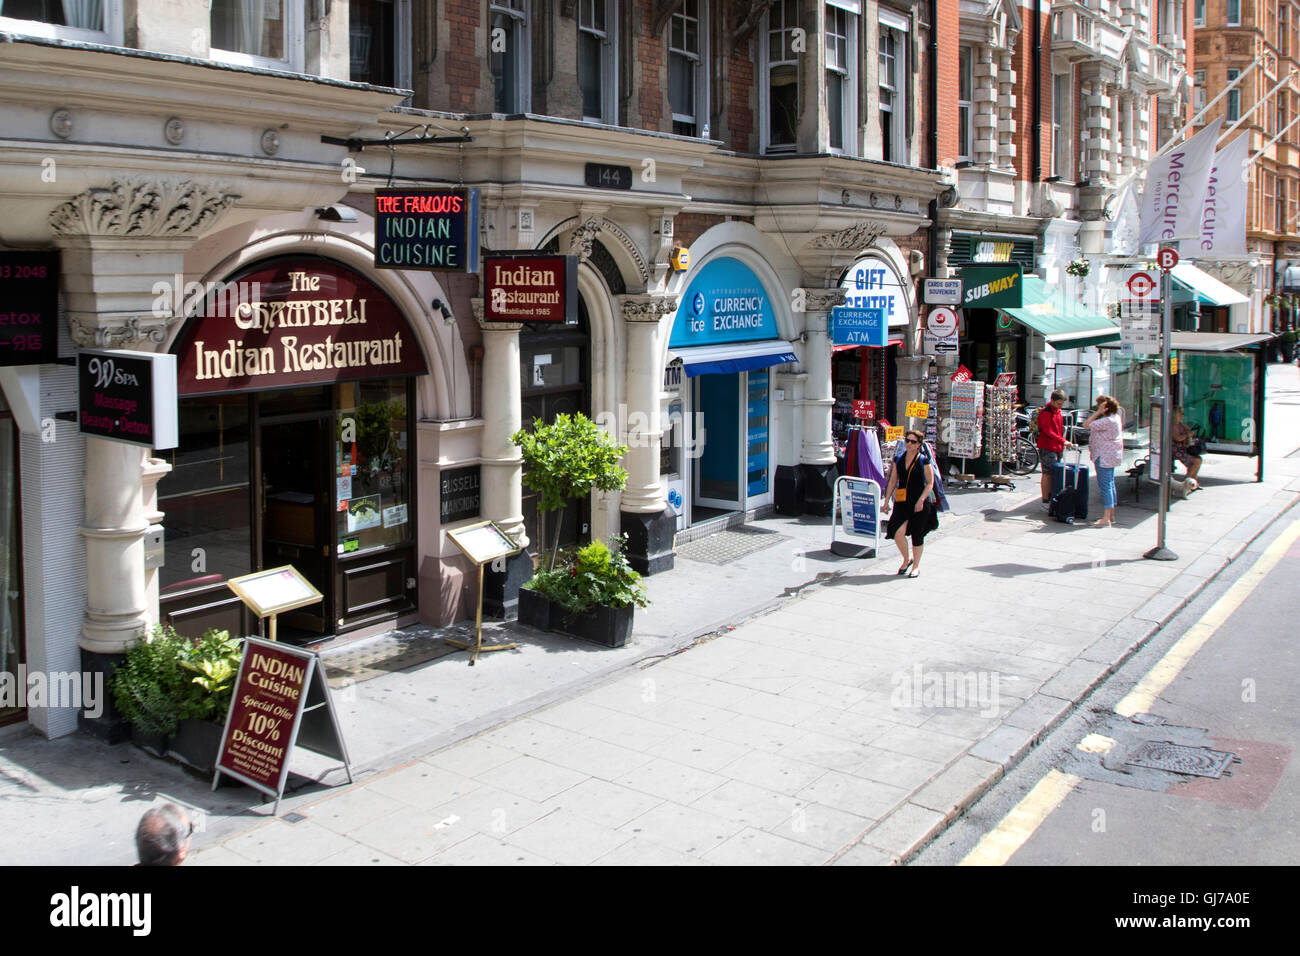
519, 296, 592, 556
161, 255, 429, 642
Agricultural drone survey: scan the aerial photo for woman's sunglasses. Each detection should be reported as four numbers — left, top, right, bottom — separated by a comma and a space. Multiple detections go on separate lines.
905, 438, 920, 445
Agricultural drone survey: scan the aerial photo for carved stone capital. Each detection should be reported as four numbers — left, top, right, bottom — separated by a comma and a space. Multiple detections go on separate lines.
809, 221, 888, 251
472, 298, 522, 332
49, 178, 240, 239
798, 289, 847, 314
69, 313, 174, 350
619, 294, 679, 321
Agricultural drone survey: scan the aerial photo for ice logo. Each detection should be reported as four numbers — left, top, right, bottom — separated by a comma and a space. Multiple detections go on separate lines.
692, 292, 705, 316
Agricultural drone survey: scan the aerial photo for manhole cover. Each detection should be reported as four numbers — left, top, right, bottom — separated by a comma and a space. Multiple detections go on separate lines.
675, 527, 791, 565
1125, 741, 1240, 779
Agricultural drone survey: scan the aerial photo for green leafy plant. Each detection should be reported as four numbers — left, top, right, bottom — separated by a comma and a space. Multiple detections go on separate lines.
1065, 259, 1090, 278
511, 413, 629, 569
111, 625, 243, 732
526, 535, 650, 614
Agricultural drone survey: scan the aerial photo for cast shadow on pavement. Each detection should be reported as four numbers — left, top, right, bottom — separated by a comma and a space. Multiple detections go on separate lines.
968, 556, 1151, 578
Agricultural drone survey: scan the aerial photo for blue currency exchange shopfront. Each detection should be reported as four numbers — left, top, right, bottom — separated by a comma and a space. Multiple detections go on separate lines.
661, 257, 797, 532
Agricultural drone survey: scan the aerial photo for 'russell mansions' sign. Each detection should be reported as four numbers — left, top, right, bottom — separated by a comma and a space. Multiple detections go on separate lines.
173, 257, 428, 396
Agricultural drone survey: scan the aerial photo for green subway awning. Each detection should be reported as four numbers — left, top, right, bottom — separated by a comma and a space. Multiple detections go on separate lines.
1001, 276, 1123, 350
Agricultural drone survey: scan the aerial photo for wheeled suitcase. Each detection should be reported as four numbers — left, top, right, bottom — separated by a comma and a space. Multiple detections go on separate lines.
1049, 450, 1089, 523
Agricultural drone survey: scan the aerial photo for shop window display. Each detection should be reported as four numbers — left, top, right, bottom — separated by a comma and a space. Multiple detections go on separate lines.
335, 379, 412, 554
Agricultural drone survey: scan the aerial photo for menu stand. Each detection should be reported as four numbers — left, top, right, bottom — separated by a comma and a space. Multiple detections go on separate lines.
444, 521, 523, 665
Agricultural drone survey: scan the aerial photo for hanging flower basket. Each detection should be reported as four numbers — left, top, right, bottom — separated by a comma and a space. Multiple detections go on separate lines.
1066, 259, 1091, 278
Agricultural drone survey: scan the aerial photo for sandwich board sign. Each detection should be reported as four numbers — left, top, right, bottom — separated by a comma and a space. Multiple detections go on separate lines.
831, 476, 882, 558
213, 636, 351, 814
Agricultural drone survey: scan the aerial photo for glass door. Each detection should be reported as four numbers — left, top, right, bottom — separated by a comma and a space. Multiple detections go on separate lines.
693, 372, 742, 515
259, 414, 334, 635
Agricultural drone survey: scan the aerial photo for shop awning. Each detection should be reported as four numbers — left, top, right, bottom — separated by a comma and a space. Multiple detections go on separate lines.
669, 340, 799, 377
832, 337, 906, 352
1171, 264, 1250, 307
1098, 332, 1273, 351
1000, 276, 1122, 350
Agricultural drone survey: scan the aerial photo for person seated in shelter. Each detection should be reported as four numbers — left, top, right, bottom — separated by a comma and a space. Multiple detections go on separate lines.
1170, 407, 1204, 490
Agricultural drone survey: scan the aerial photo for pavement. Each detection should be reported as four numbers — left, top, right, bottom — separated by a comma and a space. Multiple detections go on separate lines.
3, 364, 1299, 865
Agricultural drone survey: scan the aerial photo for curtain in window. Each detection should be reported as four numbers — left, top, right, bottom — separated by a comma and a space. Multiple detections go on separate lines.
238, 0, 266, 57
61, 0, 103, 29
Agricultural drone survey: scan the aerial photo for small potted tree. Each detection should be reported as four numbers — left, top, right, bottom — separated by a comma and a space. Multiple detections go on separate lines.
511, 412, 630, 630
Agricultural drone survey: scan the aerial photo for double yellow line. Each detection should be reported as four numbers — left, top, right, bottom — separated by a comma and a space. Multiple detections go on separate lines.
959, 516, 1300, 866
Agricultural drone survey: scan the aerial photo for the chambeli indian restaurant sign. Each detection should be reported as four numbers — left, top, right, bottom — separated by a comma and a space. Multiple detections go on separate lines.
484, 254, 578, 323
77, 348, 179, 449
374, 188, 479, 273
173, 257, 428, 396
0, 251, 59, 366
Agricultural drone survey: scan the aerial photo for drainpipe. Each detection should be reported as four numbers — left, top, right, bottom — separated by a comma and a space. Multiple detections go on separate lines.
1032, 2, 1042, 183
928, 0, 940, 274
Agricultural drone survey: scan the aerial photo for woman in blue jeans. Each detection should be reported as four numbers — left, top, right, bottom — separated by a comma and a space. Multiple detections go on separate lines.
1083, 395, 1124, 527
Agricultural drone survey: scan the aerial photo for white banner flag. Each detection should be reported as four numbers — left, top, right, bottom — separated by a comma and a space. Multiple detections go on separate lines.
1186, 133, 1250, 257
1109, 180, 1141, 256
1137, 118, 1224, 246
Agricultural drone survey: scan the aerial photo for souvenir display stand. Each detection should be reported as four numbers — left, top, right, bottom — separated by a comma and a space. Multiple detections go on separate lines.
947, 380, 985, 487
983, 384, 1018, 489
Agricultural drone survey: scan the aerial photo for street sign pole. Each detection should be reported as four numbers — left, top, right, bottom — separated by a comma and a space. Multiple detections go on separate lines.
1145, 259, 1178, 561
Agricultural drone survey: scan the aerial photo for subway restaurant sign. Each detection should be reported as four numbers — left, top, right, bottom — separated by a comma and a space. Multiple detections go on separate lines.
957, 265, 1024, 309
173, 256, 428, 396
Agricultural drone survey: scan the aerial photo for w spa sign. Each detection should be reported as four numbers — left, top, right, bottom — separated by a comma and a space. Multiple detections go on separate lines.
77, 349, 178, 449
173, 257, 428, 396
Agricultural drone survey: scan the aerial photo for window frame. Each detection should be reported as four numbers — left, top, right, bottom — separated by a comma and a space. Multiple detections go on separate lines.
0, 0, 123, 45
877, 14, 908, 164
490, 0, 530, 114
668, 0, 710, 137
760, 0, 801, 154
958, 44, 974, 164
209, 0, 306, 73
824, 2, 858, 156
348, 0, 413, 91
1193, 0, 1205, 27
1227, 0, 1241, 26
578, 0, 618, 125
1193, 69, 1206, 113
1052, 71, 1071, 179
1227, 69, 1241, 123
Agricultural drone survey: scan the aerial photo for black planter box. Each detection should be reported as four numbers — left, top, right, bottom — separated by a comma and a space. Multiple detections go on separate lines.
553, 604, 634, 648
166, 718, 224, 775
517, 587, 552, 630
131, 726, 170, 758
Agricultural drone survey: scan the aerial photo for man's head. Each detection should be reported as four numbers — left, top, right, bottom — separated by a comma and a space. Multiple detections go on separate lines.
136, 803, 192, 866
1049, 389, 1067, 407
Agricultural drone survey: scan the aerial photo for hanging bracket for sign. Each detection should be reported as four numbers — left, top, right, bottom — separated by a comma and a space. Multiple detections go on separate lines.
444, 521, 522, 665
227, 565, 323, 644
212, 636, 351, 815
320, 130, 475, 152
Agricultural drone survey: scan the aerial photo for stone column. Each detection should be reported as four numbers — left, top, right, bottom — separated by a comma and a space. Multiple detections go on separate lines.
474, 299, 531, 617
618, 294, 677, 574
48, 177, 238, 739
141, 457, 172, 628
997, 50, 1017, 170
796, 288, 845, 516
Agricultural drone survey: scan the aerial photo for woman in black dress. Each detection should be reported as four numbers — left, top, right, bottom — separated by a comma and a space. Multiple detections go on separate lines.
882, 430, 938, 578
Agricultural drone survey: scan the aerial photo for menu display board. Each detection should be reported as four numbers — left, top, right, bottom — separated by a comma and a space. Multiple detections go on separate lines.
77, 348, 178, 449
446, 520, 521, 566
227, 565, 322, 618
0, 251, 59, 366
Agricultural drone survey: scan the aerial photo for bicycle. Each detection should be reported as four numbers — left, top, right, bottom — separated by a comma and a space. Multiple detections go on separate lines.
1006, 409, 1040, 476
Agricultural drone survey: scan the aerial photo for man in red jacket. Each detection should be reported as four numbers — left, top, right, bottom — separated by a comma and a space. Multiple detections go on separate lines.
1037, 389, 1074, 509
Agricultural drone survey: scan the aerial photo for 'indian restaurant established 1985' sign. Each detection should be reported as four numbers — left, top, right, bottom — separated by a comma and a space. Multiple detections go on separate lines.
171, 256, 428, 396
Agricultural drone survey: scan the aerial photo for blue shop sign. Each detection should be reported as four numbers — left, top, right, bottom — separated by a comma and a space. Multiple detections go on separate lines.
669, 257, 780, 348
831, 306, 887, 347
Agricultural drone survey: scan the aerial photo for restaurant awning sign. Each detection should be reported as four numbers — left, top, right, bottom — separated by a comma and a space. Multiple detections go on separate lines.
374, 188, 480, 273
173, 256, 428, 396
484, 254, 578, 323
958, 265, 1024, 309
77, 348, 178, 449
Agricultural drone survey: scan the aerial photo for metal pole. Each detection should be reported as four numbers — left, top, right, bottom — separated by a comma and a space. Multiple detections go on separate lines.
1145, 267, 1178, 561
1217, 69, 1298, 147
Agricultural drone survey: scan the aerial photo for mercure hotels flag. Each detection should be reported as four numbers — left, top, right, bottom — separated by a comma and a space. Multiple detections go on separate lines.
1137, 118, 1224, 246
1187, 133, 1250, 258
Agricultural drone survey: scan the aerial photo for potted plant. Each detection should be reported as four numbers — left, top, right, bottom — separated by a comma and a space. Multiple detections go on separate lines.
110, 625, 242, 773
1066, 258, 1090, 278
521, 536, 650, 647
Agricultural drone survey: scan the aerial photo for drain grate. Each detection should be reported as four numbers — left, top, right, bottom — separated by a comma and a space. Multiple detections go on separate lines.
674, 527, 791, 565
1124, 741, 1240, 779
